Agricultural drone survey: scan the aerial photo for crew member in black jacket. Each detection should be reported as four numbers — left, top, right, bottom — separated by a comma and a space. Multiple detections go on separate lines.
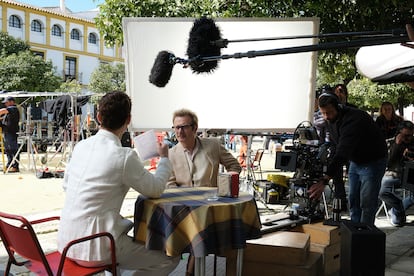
0, 96, 20, 172
309, 93, 387, 225
379, 120, 414, 226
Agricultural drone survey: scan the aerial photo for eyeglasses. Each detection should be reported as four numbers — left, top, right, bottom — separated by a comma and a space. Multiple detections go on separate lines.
172, 124, 193, 131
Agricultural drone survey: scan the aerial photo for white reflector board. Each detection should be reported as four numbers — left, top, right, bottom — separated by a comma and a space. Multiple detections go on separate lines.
123, 17, 319, 132
356, 42, 414, 79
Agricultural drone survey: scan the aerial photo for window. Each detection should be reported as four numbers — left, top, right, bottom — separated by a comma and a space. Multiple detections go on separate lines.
32, 51, 44, 58
70, 29, 80, 40
9, 15, 21, 28
51, 24, 62, 37
65, 56, 77, 81
88, 33, 97, 44
31, 20, 42, 32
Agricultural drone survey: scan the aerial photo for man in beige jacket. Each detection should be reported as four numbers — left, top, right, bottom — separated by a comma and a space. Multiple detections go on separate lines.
167, 108, 241, 188
167, 108, 241, 275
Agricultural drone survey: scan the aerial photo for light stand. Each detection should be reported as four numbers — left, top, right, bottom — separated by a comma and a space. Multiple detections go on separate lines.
240, 134, 273, 211
40, 94, 77, 171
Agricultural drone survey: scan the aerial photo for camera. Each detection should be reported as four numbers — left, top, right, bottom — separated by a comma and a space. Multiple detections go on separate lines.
275, 121, 334, 220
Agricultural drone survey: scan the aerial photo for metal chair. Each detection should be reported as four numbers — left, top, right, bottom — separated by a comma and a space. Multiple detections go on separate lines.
0, 211, 117, 276
250, 149, 264, 180
238, 149, 264, 182
239, 149, 264, 181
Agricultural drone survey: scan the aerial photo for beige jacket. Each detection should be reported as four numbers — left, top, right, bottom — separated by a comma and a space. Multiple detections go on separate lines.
167, 137, 241, 187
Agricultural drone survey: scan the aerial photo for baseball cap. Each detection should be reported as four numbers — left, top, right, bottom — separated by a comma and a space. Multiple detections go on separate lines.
2, 96, 15, 103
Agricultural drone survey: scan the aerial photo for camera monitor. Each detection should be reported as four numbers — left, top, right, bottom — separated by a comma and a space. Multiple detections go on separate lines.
275, 151, 297, 172
402, 161, 414, 192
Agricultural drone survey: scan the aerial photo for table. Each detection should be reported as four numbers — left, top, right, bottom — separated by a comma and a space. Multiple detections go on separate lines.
134, 187, 262, 276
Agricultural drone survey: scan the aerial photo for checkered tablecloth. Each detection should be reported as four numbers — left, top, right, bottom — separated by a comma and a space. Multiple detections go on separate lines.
134, 187, 262, 257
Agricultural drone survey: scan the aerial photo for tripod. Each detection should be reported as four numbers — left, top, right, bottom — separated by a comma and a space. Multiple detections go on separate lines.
241, 135, 273, 211
41, 94, 78, 171
43, 125, 74, 171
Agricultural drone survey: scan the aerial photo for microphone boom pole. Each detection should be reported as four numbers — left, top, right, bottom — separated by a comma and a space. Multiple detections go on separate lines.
195, 33, 409, 63
213, 29, 408, 48
149, 19, 413, 87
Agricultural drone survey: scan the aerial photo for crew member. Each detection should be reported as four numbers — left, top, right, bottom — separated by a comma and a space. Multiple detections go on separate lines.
0, 96, 20, 172
379, 120, 414, 226
309, 93, 387, 225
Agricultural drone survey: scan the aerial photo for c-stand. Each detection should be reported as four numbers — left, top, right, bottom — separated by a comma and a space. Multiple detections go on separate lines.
240, 134, 274, 212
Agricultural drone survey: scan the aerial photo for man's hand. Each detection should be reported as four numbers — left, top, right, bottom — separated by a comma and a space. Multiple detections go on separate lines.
308, 180, 326, 200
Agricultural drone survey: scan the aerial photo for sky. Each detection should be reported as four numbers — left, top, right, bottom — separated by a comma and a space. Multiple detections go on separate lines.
17, 0, 105, 12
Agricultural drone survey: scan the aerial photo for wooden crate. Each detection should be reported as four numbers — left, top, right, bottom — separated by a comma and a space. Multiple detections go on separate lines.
241, 231, 310, 265
225, 231, 319, 275
293, 222, 341, 245
310, 242, 340, 275
227, 252, 323, 276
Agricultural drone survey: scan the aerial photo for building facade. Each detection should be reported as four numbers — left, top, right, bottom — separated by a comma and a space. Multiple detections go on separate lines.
0, 0, 123, 86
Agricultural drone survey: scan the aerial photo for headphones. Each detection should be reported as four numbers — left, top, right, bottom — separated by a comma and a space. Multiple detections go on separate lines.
318, 92, 342, 110
396, 120, 414, 134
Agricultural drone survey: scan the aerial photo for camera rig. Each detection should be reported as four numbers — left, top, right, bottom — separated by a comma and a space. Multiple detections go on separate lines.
275, 121, 335, 221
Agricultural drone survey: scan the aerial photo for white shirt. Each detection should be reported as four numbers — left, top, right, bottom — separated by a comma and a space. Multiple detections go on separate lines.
57, 129, 171, 262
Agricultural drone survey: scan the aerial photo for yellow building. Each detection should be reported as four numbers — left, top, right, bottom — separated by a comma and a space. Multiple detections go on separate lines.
0, 0, 123, 86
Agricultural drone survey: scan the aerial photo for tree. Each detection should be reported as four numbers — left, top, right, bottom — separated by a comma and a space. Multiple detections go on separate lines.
348, 78, 414, 116
88, 63, 125, 93
0, 31, 30, 56
95, 0, 414, 111
58, 79, 82, 93
0, 51, 61, 92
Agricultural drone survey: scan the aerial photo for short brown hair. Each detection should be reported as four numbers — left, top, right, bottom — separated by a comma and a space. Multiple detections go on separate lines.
172, 108, 198, 128
98, 91, 131, 130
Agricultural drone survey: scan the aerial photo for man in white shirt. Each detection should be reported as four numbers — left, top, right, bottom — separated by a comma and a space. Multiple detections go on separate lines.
58, 91, 179, 275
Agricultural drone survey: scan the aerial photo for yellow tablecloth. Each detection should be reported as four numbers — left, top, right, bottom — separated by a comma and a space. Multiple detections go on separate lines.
134, 187, 262, 257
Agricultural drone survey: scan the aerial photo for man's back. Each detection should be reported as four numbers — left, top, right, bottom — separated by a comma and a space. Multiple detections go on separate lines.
2, 105, 19, 133
328, 106, 387, 165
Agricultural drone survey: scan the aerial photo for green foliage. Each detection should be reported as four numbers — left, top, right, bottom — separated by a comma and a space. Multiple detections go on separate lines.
88, 62, 125, 93
0, 51, 61, 92
95, 0, 414, 111
348, 78, 414, 116
58, 79, 82, 93
95, 0, 281, 47
0, 32, 30, 56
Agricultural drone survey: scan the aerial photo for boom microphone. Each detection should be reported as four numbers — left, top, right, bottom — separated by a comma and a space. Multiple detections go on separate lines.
148, 17, 413, 88
186, 17, 222, 74
149, 51, 175, 87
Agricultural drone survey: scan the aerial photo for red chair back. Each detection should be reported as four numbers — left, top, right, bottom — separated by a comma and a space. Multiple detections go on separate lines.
0, 212, 54, 274
0, 211, 117, 276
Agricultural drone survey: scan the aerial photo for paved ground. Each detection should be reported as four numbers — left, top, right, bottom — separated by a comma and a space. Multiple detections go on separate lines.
1, 138, 414, 275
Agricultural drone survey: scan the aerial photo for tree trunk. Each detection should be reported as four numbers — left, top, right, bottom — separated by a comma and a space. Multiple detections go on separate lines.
397, 96, 404, 117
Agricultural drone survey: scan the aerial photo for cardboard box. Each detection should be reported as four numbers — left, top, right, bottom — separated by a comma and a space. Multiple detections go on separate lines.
245, 231, 310, 265
225, 231, 310, 269
293, 222, 341, 245
310, 242, 340, 275
227, 252, 323, 276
